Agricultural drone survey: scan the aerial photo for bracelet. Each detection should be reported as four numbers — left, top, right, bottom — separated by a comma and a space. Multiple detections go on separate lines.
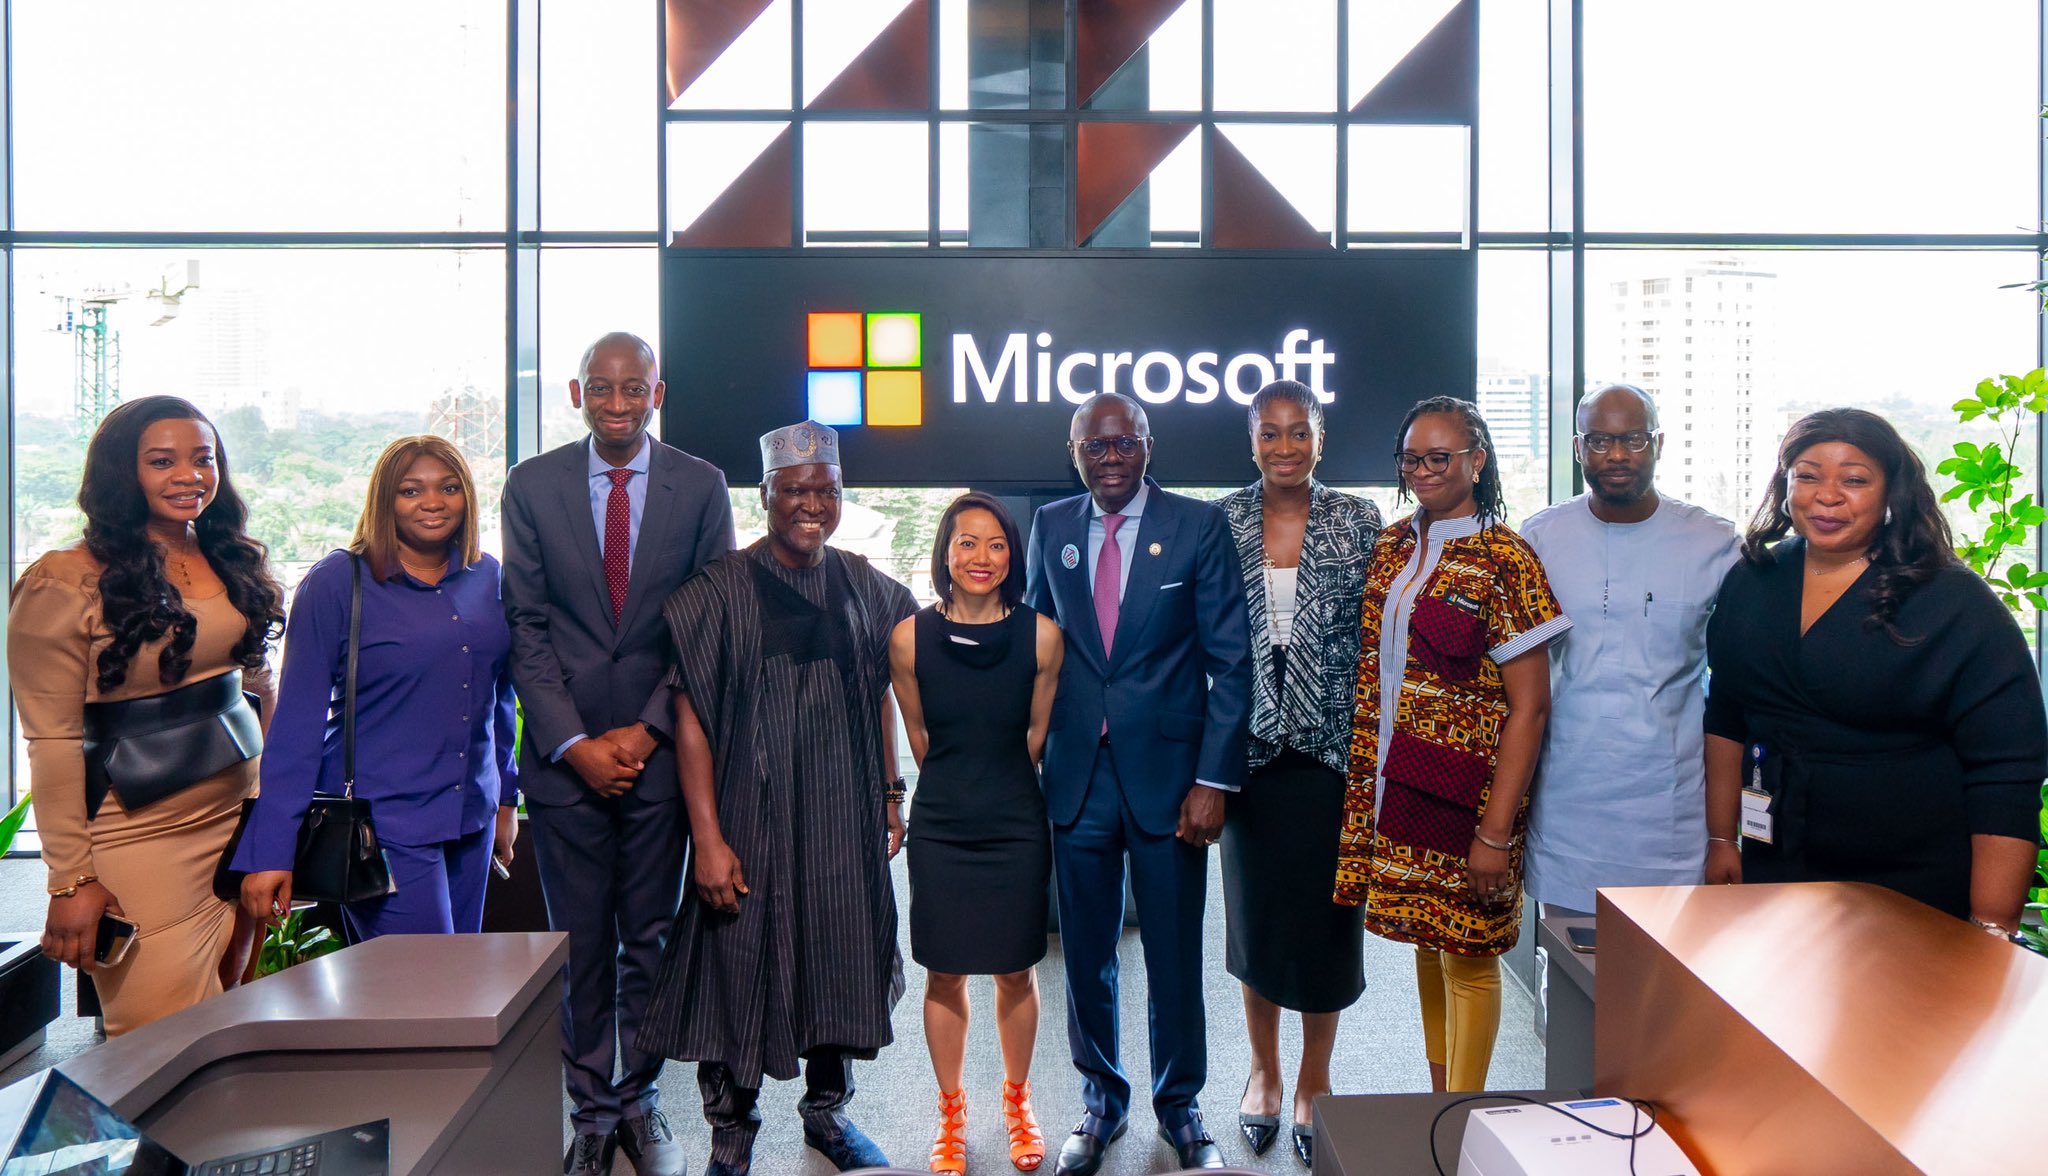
1472, 827, 1517, 852
884, 777, 907, 804
48, 874, 98, 898
1970, 915, 2015, 939
1707, 835, 1740, 847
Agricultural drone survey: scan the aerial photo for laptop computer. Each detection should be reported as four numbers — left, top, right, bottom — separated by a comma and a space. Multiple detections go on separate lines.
0, 1068, 388, 1176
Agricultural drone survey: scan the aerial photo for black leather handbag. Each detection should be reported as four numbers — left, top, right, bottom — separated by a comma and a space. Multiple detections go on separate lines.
214, 555, 394, 906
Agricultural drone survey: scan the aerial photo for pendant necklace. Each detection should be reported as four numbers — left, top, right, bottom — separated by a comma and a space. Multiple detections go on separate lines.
1808, 556, 1868, 578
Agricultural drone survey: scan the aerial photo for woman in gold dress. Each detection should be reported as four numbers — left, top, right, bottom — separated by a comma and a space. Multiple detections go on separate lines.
11, 396, 283, 1035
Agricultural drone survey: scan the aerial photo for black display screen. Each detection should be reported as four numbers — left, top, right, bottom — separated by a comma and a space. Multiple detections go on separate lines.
660, 252, 1475, 490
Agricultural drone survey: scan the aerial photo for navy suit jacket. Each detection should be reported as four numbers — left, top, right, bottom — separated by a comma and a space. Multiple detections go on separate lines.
501, 437, 734, 807
1024, 478, 1252, 836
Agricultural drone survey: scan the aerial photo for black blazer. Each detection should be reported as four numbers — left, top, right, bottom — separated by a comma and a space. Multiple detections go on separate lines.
500, 437, 734, 806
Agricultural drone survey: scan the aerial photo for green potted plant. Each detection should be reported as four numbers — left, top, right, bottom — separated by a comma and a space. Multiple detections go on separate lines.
1938, 371, 2048, 952
256, 907, 344, 978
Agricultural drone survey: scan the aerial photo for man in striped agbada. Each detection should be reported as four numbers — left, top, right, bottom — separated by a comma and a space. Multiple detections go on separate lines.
637, 421, 916, 1176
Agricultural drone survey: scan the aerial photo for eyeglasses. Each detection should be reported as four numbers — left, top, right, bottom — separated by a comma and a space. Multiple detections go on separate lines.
1577, 431, 1657, 454
1394, 448, 1477, 473
1076, 435, 1146, 459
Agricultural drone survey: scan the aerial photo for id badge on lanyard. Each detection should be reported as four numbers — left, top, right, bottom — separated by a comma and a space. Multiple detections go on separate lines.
1740, 741, 1774, 844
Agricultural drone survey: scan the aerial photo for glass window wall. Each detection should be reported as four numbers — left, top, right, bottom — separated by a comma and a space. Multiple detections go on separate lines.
2, 0, 2042, 827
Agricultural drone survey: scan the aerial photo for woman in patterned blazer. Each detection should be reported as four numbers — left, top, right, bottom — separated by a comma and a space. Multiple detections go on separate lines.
1216, 379, 1383, 1168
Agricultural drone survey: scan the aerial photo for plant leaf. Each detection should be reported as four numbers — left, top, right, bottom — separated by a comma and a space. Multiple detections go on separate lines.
0, 792, 31, 857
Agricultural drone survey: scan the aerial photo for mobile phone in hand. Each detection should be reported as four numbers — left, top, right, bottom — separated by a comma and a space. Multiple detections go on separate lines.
1566, 925, 1596, 954
93, 913, 138, 968
491, 856, 512, 881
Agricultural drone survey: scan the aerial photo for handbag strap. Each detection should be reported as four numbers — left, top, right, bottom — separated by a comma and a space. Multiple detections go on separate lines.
344, 553, 363, 797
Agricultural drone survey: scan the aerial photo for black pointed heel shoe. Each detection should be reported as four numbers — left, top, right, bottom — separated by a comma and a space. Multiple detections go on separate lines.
1239, 1110, 1279, 1155
1238, 1077, 1279, 1156
1290, 1122, 1314, 1167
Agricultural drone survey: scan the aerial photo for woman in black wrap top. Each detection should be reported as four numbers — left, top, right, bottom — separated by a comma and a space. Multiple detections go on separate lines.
1702, 409, 2044, 932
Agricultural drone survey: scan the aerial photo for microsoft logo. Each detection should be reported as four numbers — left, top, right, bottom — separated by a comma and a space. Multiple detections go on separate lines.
806, 311, 922, 427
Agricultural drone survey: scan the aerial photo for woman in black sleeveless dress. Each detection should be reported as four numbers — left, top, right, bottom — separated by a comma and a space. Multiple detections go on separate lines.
889, 492, 1064, 1174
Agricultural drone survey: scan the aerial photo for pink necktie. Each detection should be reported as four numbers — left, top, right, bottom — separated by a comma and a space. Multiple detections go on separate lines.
1094, 514, 1125, 656
603, 468, 633, 622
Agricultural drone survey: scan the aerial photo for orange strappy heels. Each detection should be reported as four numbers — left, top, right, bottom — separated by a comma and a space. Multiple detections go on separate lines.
931, 1088, 967, 1174
1002, 1079, 1044, 1171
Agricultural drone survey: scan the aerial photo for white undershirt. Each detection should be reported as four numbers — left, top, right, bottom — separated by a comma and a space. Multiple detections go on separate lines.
1265, 565, 1300, 647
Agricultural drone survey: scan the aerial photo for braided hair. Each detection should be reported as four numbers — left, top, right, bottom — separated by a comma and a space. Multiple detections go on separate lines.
79, 397, 283, 693
1741, 407, 1954, 646
1393, 395, 1507, 521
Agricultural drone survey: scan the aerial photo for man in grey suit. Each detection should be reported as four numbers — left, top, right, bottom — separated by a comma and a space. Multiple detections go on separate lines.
502, 331, 735, 1176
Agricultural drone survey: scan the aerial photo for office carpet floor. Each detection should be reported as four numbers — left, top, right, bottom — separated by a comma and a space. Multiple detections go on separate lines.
1, 851, 1545, 1175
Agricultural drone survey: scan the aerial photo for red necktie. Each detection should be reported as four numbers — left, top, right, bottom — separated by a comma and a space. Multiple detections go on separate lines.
604, 468, 633, 622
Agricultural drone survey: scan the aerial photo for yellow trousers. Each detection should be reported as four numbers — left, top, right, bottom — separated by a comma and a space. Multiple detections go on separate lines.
1414, 946, 1502, 1092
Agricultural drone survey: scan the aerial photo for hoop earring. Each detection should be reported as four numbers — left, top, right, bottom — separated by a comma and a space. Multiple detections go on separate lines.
1779, 501, 1791, 522
1883, 506, 1894, 526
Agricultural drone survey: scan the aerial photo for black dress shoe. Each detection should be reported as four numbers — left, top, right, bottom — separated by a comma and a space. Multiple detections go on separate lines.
616, 1110, 687, 1176
1158, 1112, 1225, 1169
802, 1120, 889, 1172
565, 1131, 617, 1176
1052, 1116, 1126, 1176
1290, 1123, 1314, 1168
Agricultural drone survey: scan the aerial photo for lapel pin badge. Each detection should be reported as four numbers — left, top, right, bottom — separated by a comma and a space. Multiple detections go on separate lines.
1060, 543, 1080, 570
1148, 542, 1162, 556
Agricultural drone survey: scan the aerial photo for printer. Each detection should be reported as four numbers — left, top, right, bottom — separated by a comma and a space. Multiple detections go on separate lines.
1457, 1097, 1701, 1176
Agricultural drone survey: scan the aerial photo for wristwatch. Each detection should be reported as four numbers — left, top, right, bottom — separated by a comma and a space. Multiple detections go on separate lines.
1970, 915, 2025, 944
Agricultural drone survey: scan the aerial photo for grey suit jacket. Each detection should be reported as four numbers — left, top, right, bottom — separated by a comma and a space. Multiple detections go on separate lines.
501, 437, 735, 807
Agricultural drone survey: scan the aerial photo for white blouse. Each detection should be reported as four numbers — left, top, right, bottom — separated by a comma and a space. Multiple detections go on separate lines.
1264, 565, 1299, 647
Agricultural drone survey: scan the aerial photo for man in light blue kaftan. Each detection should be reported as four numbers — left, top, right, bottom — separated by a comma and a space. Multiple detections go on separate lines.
1518, 383, 1742, 915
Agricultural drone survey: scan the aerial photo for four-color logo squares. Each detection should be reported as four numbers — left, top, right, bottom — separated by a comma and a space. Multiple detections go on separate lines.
806, 312, 922, 427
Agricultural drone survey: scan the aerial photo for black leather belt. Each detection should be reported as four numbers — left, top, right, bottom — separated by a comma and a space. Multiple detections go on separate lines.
82, 669, 263, 818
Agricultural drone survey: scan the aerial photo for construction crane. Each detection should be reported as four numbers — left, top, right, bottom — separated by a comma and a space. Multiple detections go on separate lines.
47, 260, 201, 432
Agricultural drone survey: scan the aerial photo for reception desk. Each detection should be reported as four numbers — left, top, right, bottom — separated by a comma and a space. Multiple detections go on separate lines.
58, 931, 568, 1176
1596, 883, 2043, 1176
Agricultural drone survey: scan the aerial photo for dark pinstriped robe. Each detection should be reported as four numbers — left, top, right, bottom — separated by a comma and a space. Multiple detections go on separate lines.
639, 539, 915, 1086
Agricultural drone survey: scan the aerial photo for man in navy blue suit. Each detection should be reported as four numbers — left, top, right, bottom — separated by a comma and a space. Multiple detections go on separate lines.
1024, 392, 1252, 1174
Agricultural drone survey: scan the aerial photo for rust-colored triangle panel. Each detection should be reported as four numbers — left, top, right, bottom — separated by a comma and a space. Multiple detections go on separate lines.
1077, 0, 1188, 108
667, 0, 777, 106
809, 0, 931, 111
1352, 0, 1476, 120
672, 126, 794, 247
1211, 132, 1331, 250
1075, 121, 1194, 246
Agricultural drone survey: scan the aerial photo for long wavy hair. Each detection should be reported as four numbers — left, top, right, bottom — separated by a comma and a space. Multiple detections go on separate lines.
353, 435, 484, 582
1741, 407, 1954, 645
80, 396, 283, 692
1393, 395, 1507, 521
